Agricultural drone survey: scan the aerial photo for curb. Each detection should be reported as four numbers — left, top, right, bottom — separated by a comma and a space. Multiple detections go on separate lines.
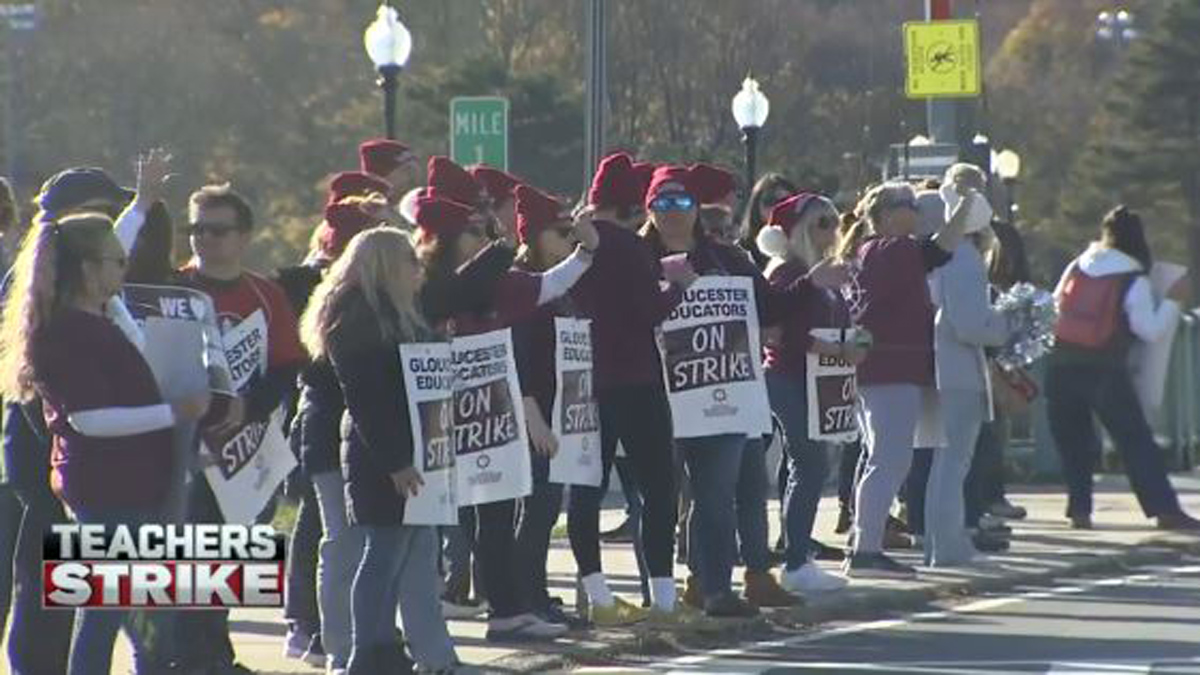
481, 534, 1200, 673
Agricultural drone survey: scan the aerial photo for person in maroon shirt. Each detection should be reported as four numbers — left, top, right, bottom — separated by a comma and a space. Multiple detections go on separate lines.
756, 193, 859, 595
0, 213, 209, 675
568, 153, 697, 623
833, 181, 968, 580
414, 191, 597, 643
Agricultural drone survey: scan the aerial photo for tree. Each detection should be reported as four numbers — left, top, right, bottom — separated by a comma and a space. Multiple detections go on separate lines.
1059, 0, 1200, 290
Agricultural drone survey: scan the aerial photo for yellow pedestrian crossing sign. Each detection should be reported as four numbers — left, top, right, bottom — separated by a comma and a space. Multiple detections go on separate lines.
904, 20, 981, 99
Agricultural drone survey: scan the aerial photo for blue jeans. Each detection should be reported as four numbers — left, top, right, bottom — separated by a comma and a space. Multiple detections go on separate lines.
348, 525, 457, 673
767, 373, 831, 570
67, 509, 149, 675
312, 471, 365, 669
682, 434, 746, 600
736, 438, 772, 572
284, 474, 322, 637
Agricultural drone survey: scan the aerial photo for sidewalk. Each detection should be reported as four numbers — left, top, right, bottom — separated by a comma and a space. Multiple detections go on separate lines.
103, 473, 1200, 674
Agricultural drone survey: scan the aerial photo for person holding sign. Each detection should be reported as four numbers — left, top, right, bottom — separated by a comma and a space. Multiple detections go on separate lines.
174, 184, 306, 673
415, 188, 597, 642
1047, 206, 1200, 532
756, 192, 857, 594
569, 154, 696, 623
509, 184, 614, 628
833, 181, 970, 580
926, 169, 1015, 568
304, 228, 466, 674
641, 165, 790, 617
0, 213, 212, 675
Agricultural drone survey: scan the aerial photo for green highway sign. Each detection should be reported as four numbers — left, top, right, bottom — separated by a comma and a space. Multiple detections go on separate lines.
450, 96, 509, 170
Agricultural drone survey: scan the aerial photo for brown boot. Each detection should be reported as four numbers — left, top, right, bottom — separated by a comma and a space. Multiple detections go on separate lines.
682, 574, 704, 609
743, 569, 802, 608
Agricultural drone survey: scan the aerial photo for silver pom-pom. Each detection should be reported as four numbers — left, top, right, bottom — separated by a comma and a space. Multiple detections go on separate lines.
993, 283, 1057, 371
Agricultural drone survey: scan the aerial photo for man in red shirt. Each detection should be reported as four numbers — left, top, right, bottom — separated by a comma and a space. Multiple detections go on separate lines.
173, 184, 305, 674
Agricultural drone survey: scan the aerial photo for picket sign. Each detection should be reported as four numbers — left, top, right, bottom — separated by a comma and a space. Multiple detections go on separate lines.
200, 308, 296, 524
805, 328, 860, 443
659, 277, 772, 439
399, 342, 458, 525
452, 329, 532, 506
549, 317, 603, 486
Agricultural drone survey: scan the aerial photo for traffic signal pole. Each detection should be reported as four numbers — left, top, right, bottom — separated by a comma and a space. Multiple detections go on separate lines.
926, 0, 958, 144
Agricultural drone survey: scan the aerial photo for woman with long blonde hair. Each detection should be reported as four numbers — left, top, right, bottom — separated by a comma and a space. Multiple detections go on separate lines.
300, 227, 466, 674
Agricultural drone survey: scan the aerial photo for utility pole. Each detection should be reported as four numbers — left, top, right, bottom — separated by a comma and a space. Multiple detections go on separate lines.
583, 0, 606, 191
925, 0, 957, 144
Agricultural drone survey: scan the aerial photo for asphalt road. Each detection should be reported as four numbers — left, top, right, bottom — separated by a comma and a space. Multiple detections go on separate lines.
653, 561, 1200, 674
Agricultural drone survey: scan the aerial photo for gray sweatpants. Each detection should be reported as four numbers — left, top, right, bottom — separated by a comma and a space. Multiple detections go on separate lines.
924, 390, 987, 566
853, 384, 921, 553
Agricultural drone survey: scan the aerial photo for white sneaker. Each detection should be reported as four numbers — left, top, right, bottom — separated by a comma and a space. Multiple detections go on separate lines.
782, 562, 849, 594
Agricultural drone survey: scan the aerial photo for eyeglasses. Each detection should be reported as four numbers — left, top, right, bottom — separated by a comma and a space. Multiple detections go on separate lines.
649, 194, 695, 212
188, 221, 244, 238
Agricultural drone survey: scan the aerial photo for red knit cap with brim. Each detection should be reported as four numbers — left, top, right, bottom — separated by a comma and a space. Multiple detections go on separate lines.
414, 194, 475, 240
318, 201, 375, 259
689, 163, 737, 205
427, 156, 483, 207
515, 184, 571, 245
328, 172, 392, 205
644, 165, 695, 210
471, 166, 522, 207
359, 139, 416, 178
588, 152, 636, 209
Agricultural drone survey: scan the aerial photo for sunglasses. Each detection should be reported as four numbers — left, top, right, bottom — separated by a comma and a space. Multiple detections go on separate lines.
188, 221, 244, 237
650, 194, 695, 212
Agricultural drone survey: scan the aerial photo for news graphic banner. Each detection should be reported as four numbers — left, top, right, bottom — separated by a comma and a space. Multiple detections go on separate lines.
660, 277, 772, 439
549, 318, 602, 487
451, 329, 532, 506
399, 342, 458, 525
203, 308, 296, 524
805, 328, 860, 443
43, 524, 284, 609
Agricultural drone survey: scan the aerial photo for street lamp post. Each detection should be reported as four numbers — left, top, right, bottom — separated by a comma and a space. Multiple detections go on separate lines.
731, 76, 770, 199
364, 3, 412, 140
995, 148, 1021, 222
1096, 9, 1138, 45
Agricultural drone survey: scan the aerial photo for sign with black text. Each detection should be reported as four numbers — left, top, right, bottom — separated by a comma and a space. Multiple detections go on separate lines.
659, 277, 772, 438
202, 309, 296, 524
549, 318, 602, 486
451, 329, 531, 505
399, 342, 457, 525
805, 328, 860, 442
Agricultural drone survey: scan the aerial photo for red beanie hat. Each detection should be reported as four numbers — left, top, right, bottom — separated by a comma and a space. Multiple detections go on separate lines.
769, 193, 820, 236
689, 163, 737, 205
359, 139, 416, 178
631, 162, 656, 207
328, 172, 392, 205
471, 166, 522, 206
427, 156, 483, 207
588, 152, 636, 209
414, 194, 474, 239
514, 184, 570, 245
644, 165, 695, 210
318, 201, 375, 259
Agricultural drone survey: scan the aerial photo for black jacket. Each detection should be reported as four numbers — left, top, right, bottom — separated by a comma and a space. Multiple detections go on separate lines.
327, 288, 420, 526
